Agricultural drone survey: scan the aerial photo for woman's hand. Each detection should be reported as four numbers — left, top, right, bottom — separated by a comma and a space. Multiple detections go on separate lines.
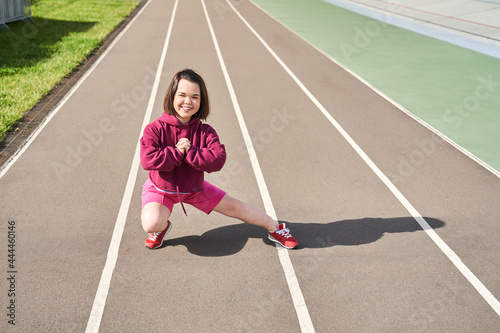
176, 138, 191, 154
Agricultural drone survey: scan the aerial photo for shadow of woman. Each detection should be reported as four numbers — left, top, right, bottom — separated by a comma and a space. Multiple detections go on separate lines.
162, 217, 445, 257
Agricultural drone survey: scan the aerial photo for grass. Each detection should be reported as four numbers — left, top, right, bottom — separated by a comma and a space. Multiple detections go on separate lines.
0, 0, 140, 143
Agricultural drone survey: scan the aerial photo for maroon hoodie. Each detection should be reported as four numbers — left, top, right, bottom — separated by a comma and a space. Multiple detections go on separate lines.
140, 113, 226, 194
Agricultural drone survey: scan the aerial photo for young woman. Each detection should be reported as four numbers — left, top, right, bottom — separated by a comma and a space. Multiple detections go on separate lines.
140, 69, 298, 250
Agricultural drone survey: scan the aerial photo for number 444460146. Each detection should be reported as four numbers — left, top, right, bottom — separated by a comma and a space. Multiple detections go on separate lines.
8, 221, 16, 270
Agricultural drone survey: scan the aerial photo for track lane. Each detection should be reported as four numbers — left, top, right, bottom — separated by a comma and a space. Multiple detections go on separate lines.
0, 0, 174, 331
225, 0, 500, 317
98, 1, 302, 332
236, 0, 500, 304
206, 0, 500, 331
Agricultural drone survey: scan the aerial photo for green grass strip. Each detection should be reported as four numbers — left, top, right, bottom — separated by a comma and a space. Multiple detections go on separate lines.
0, 0, 140, 142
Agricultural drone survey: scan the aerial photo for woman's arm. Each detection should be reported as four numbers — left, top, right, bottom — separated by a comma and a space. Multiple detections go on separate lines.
184, 128, 226, 173
140, 125, 184, 171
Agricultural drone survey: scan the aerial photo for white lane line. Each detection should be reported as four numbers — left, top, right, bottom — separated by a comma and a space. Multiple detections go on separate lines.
201, 1, 315, 332
228, 0, 500, 317
0, 0, 152, 181
84, 0, 179, 332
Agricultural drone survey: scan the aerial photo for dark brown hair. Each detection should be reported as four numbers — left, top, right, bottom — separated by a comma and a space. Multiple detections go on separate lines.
163, 69, 210, 121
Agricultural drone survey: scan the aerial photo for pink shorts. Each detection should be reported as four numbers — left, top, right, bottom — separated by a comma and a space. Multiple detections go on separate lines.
141, 178, 226, 214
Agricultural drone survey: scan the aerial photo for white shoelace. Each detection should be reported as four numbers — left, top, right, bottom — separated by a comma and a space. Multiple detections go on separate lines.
276, 227, 291, 238
147, 232, 161, 241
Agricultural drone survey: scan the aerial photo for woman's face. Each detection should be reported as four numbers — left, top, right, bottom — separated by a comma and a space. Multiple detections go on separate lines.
174, 79, 201, 123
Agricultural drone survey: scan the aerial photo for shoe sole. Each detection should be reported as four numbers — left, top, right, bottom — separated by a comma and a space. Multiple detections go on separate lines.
145, 221, 173, 250
268, 234, 296, 249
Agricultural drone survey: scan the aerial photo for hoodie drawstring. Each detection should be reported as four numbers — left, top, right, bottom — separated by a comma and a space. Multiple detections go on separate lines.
170, 119, 190, 216
176, 185, 188, 216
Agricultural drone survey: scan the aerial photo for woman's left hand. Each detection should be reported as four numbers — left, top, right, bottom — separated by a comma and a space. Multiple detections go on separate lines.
176, 138, 191, 154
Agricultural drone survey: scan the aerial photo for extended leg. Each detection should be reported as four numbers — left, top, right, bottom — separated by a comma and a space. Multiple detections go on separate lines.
213, 194, 298, 249
213, 194, 279, 232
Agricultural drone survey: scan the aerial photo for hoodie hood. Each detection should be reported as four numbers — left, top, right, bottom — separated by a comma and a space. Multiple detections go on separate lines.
161, 113, 200, 128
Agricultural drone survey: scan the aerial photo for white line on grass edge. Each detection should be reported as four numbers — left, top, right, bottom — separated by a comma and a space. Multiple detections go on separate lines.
0, 1, 152, 181
228, 0, 500, 318
85, 0, 179, 332
201, 1, 316, 332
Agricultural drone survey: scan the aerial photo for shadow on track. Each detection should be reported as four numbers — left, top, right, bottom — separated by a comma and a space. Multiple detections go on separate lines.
162, 217, 445, 257
0, 18, 96, 71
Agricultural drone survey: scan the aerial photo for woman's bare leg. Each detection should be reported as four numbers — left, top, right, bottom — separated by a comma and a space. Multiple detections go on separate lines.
213, 194, 279, 232
141, 202, 171, 233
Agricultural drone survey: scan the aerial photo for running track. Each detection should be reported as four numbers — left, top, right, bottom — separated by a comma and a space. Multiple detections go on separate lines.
1, 0, 499, 332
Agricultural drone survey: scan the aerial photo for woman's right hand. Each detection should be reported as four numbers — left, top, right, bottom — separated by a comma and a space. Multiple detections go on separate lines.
176, 138, 191, 154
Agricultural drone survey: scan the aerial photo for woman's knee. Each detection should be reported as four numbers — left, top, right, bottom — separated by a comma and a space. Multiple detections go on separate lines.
141, 203, 170, 233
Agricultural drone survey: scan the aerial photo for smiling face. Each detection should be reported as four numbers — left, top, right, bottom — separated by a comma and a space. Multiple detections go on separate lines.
173, 79, 201, 123
164, 69, 210, 121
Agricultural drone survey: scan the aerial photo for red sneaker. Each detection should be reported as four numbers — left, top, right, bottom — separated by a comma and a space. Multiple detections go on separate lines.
268, 223, 298, 249
145, 221, 173, 249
